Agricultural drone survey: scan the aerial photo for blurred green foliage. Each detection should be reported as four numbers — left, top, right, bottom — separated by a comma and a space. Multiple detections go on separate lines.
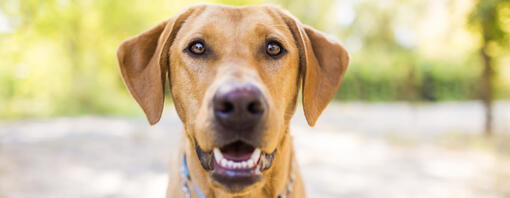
0, 0, 509, 118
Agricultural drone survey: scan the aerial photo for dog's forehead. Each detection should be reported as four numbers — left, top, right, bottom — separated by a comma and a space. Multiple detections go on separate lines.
180, 5, 289, 38
198, 5, 280, 24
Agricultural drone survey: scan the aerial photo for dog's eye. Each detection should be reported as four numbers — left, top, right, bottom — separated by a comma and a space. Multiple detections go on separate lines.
188, 41, 206, 55
266, 41, 283, 57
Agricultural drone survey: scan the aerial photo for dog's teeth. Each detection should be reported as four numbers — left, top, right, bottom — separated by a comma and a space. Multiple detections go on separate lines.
215, 148, 263, 169
251, 148, 261, 162
213, 148, 223, 161
227, 160, 234, 168
247, 159, 254, 167
220, 159, 228, 167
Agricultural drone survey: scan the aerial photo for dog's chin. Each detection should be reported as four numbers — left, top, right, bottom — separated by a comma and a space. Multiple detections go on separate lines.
195, 140, 276, 193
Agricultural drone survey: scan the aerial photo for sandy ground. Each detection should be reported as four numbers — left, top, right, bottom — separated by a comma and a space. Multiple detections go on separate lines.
1, 102, 510, 198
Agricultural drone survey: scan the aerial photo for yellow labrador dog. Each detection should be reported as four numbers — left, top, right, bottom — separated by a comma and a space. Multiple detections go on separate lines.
117, 4, 349, 198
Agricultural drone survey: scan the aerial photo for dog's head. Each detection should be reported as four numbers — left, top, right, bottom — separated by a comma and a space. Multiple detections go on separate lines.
117, 4, 349, 195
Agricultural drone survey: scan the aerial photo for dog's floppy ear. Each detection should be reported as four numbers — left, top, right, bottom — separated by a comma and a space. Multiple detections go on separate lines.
116, 7, 198, 125
278, 9, 350, 127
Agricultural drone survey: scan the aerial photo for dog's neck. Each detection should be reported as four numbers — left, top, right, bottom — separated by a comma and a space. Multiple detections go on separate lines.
182, 132, 295, 198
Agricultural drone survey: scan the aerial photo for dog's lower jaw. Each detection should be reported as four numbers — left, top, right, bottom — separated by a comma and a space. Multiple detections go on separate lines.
183, 132, 295, 197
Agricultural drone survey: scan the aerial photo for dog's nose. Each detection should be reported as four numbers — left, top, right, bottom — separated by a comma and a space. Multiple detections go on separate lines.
213, 84, 266, 131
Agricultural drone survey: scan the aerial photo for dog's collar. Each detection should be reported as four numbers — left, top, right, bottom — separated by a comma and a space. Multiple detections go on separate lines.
180, 154, 294, 198
181, 155, 207, 198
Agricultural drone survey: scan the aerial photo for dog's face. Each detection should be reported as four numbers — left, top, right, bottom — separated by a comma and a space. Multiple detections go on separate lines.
117, 4, 349, 195
170, 6, 302, 193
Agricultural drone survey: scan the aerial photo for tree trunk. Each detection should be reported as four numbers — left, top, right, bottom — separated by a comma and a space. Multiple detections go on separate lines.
480, 41, 493, 136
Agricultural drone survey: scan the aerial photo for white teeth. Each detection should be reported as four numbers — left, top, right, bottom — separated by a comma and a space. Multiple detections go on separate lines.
213, 148, 223, 161
213, 147, 263, 170
251, 148, 261, 162
220, 158, 228, 167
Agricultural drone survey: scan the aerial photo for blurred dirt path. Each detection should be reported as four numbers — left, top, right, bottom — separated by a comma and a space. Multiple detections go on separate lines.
1, 102, 509, 198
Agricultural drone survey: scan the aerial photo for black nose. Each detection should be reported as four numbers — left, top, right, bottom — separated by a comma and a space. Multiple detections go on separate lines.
213, 84, 267, 131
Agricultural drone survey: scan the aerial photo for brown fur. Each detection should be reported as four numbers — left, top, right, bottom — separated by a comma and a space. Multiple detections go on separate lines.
117, 4, 350, 198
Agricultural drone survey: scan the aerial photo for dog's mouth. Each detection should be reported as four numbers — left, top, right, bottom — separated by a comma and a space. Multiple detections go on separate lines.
195, 140, 275, 189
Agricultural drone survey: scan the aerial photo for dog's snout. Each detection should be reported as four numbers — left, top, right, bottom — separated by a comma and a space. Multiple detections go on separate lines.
213, 84, 267, 131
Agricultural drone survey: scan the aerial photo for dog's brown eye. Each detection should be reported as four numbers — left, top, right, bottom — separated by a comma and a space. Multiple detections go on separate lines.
266, 42, 282, 57
189, 42, 205, 55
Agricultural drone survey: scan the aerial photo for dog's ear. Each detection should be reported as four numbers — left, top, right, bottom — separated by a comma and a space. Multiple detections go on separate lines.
278, 8, 350, 127
116, 7, 198, 125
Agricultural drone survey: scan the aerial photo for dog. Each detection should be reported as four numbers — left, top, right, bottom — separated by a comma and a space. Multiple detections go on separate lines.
117, 4, 349, 198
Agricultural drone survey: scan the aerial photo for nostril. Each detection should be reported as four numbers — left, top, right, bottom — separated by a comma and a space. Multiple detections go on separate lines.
215, 100, 235, 114
247, 100, 264, 115
221, 101, 234, 113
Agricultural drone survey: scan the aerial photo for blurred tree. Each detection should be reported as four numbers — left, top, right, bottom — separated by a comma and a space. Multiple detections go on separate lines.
0, 0, 509, 119
469, 0, 510, 135
0, 0, 199, 118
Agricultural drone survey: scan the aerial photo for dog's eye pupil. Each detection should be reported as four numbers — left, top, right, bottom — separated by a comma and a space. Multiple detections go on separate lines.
190, 42, 205, 55
266, 42, 281, 56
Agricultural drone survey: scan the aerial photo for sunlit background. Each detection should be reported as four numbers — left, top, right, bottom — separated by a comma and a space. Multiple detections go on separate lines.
1, 0, 509, 197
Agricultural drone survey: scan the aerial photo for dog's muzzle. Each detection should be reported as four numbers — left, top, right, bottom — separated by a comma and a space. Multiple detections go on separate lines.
194, 83, 275, 189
